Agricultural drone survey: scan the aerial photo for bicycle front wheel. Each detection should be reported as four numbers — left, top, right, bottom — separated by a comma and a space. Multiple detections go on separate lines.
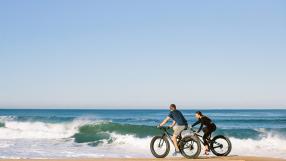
210, 135, 232, 156
179, 136, 201, 159
150, 136, 170, 158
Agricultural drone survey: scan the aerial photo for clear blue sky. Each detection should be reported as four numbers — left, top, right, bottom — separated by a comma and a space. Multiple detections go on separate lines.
0, 0, 285, 108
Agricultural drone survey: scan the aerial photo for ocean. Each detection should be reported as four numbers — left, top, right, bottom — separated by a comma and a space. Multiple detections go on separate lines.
0, 109, 285, 159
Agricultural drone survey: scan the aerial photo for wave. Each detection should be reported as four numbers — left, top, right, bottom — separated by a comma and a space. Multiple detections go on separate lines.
0, 117, 95, 139
230, 133, 286, 158
0, 115, 77, 123
74, 122, 159, 144
0, 115, 285, 140
73, 125, 286, 158
0, 116, 286, 158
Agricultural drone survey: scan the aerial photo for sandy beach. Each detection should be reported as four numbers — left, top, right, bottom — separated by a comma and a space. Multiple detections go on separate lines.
0, 156, 285, 161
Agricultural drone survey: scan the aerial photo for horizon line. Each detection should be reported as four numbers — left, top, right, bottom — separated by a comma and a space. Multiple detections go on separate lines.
0, 107, 285, 110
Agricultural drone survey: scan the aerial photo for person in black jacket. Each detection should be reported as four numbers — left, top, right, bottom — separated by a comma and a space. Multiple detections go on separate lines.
191, 111, 216, 155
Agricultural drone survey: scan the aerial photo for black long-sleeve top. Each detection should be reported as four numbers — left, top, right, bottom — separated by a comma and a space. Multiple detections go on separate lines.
191, 116, 213, 132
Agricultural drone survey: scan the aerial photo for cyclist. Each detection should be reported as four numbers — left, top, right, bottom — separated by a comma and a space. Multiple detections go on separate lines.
159, 104, 188, 156
191, 111, 216, 155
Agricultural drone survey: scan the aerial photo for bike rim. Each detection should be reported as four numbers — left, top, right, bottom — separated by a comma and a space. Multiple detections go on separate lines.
181, 140, 199, 156
153, 138, 168, 156
212, 138, 229, 154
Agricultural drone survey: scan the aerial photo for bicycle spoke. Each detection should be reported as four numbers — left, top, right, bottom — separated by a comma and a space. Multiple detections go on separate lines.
211, 137, 230, 155
158, 139, 164, 147
153, 139, 168, 155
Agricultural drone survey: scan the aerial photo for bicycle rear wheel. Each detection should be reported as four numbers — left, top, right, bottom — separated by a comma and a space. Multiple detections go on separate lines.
179, 136, 201, 159
150, 136, 170, 158
210, 135, 232, 156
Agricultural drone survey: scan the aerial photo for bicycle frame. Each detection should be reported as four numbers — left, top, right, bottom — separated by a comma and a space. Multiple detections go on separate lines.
158, 127, 191, 148
158, 127, 176, 147
194, 133, 206, 145
158, 127, 218, 149
194, 133, 223, 149
155, 127, 227, 157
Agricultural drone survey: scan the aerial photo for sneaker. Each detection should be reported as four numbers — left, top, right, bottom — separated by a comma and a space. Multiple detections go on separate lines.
204, 149, 210, 155
172, 151, 180, 156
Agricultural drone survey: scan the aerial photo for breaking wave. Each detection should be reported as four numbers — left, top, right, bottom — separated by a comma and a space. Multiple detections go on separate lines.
0, 116, 285, 158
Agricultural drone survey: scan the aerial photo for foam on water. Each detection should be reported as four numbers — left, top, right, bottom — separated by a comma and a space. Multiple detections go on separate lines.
0, 114, 285, 159
230, 129, 286, 158
0, 130, 285, 159
0, 117, 93, 139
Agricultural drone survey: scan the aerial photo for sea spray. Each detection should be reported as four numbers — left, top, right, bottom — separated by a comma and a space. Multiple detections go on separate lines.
0, 117, 94, 139
0, 109, 285, 158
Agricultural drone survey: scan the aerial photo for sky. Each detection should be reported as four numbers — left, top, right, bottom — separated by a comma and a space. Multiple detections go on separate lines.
0, 0, 286, 108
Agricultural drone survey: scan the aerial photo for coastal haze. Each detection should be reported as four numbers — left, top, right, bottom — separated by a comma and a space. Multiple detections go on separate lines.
0, 1, 286, 108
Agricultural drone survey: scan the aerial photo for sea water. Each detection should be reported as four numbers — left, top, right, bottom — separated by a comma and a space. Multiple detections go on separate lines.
0, 109, 285, 159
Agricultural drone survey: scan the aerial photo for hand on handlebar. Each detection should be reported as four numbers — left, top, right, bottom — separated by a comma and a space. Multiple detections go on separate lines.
190, 127, 198, 133
156, 125, 171, 129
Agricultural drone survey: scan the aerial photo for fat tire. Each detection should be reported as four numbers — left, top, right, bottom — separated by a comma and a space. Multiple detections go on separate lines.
210, 135, 232, 156
179, 136, 201, 159
150, 136, 170, 158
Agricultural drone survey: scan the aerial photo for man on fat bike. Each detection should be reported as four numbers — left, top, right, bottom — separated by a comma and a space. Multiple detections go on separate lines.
158, 104, 188, 156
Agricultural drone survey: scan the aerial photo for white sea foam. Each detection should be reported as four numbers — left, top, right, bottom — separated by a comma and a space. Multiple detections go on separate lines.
94, 132, 286, 159
1, 132, 285, 159
0, 117, 285, 159
229, 132, 286, 158
0, 117, 100, 139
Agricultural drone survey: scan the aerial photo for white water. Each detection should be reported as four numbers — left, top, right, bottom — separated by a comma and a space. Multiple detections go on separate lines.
0, 117, 285, 159
0, 117, 103, 139
230, 133, 286, 158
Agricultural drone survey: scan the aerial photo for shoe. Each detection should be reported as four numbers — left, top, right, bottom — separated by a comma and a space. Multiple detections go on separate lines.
204, 149, 210, 155
172, 151, 180, 156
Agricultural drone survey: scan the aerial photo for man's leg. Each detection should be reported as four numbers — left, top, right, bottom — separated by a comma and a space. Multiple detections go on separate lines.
172, 125, 185, 153
172, 134, 180, 152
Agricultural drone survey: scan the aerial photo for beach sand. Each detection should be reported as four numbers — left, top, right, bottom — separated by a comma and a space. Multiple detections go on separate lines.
0, 156, 285, 161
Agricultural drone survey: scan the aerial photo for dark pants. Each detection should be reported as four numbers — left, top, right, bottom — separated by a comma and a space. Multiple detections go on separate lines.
202, 123, 216, 146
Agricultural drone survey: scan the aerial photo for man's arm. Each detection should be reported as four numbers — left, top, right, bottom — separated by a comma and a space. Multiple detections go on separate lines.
159, 116, 170, 127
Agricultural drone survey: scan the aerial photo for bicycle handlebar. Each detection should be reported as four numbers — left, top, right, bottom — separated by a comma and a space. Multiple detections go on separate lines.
156, 126, 171, 130
189, 127, 197, 133
157, 126, 197, 133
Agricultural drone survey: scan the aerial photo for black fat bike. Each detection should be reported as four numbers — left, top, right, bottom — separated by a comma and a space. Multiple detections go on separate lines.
150, 126, 232, 159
